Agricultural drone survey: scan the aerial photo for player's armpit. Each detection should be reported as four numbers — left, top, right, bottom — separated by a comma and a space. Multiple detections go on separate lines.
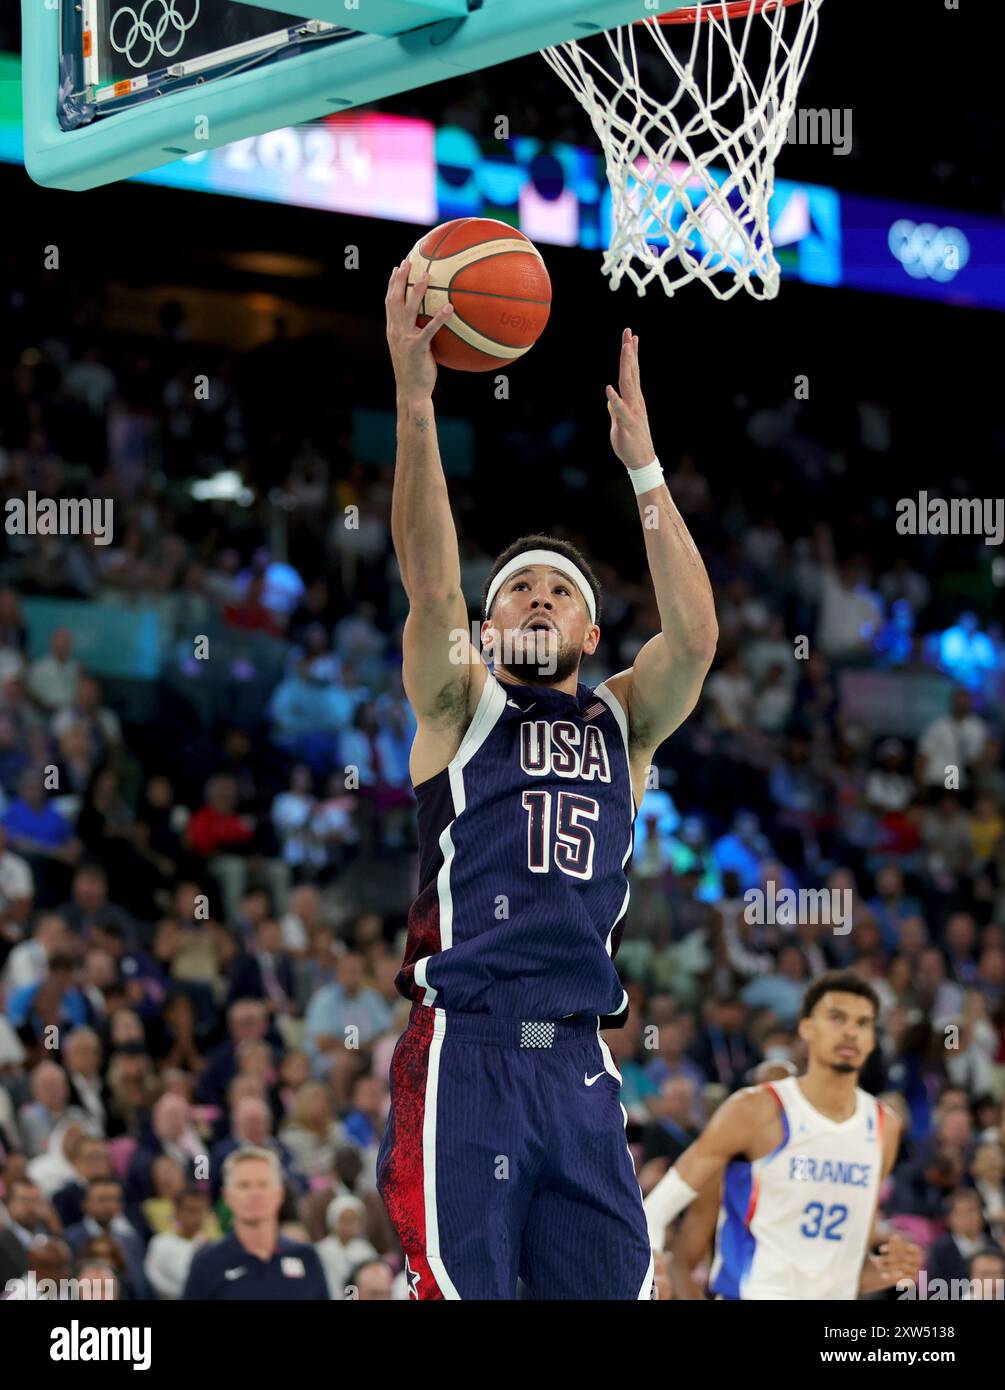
605, 631, 715, 759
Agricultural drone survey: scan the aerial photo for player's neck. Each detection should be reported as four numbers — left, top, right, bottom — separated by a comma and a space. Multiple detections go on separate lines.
493, 666, 579, 696
797, 1064, 859, 1123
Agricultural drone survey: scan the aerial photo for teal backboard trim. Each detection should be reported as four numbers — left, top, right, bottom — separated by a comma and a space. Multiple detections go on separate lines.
22, 0, 677, 191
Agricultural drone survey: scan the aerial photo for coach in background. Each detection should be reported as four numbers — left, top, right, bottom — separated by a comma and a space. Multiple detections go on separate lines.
182, 1147, 327, 1300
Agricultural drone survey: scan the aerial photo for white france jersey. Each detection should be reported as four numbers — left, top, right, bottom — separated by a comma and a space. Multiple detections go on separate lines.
709, 1076, 884, 1301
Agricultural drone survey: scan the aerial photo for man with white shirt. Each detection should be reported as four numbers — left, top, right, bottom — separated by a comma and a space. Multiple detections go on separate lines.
919, 688, 988, 790
145, 1188, 212, 1299
0, 824, 33, 925
1, 912, 66, 994
25, 629, 80, 713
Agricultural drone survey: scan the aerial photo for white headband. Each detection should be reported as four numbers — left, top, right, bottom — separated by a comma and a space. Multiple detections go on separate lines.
484, 548, 597, 626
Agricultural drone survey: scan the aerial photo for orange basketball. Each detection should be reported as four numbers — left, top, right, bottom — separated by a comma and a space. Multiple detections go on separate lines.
406, 218, 552, 373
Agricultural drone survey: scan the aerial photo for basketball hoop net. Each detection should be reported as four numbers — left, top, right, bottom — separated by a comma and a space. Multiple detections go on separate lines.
541, 0, 823, 300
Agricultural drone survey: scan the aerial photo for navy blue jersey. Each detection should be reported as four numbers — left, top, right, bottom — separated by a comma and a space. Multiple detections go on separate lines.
396, 670, 636, 1024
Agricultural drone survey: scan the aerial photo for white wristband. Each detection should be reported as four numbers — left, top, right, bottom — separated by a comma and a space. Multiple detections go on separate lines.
643, 1166, 699, 1248
627, 456, 664, 496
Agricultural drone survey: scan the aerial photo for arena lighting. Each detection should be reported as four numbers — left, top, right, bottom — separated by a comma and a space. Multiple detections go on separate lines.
189, 471, 255, 506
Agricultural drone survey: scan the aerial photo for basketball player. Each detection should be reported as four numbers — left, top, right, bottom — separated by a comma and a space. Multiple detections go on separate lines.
376, 258, 718, 1299
644, 972, 923, 1300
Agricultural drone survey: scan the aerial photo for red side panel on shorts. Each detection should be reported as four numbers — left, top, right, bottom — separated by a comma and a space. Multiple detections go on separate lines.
378, 1009, 445, 1300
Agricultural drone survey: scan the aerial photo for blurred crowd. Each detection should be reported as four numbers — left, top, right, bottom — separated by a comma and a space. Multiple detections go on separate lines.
1, 278, 1004, 1302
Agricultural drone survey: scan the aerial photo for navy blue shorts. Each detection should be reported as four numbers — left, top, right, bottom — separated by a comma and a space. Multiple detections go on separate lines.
376, 1003, 654, 1300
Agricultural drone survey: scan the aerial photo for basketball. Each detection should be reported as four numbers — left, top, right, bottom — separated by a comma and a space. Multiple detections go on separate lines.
406, 217, 552, 372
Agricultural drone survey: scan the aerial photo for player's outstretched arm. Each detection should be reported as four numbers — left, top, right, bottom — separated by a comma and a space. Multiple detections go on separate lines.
386, 256, 457, 603
644, 1086, 777, 1251
603, 329, 718, 758
386, 259, 482, 755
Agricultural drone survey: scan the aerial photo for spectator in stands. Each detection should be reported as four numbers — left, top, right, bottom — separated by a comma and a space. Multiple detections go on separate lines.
128, 1093, 204, 1202
1, 769, 81, 876
210, 1096, 300, 1200
63, 1176, 150, 1300
91, 922, 168, 1022
349, 1257, 395, 1301
315, 1193, 377, 1299
865, 739, 915, 814
227, 918, 296, 1017
186, 775, 287, 923
967, 1247, 1005, 1296
146, 990, 206, 1076
224, 573, 284, 638
928, 1189, 996, 1284
8, 959, 90, 1051
57, 863, 133, 940
51, 1134, 111, 1228
640, 1075, 700, 1168
740, 943, 812, 1028
279, 1080, 345, 1179
703, 654, 754, 732
689, 996, 759, 1091
813, 529, 883, 660
918, 689, 988, 790
0, 1178, 54, 1285
271, 764, 323, 873
132, 774, 189, 890
1, 912, 67, 993
144, 1187, 214, 1299
63, 1027, 109, 1136
195, 999, 271, 1108
279, 883, 322, 958
970, 1142, 1005, 1222
304, 951, 392, 1081
153, 883, 231, 1025
51, 675, 122, 765
105, 1048, 159, 1141
25, 629, 79, 712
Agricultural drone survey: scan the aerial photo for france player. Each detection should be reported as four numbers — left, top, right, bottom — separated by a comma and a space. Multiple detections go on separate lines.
375, 259, 718, 1299
646, 973, 923, 1300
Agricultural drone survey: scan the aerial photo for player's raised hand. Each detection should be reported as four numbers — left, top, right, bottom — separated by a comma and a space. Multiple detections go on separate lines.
385, 256, 454, 401
606, 326, 657, 472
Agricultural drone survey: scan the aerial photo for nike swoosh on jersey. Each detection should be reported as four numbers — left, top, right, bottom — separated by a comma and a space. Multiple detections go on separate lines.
584, 1072, 605, 1086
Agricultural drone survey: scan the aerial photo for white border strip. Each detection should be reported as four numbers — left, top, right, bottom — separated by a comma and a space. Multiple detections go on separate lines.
424, 1007, 460, 1299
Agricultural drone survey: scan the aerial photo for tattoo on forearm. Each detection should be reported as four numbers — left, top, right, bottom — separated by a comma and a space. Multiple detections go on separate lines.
414, 417, 430, 433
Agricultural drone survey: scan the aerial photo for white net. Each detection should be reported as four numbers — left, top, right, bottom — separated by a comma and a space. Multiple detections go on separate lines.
541, 0, 824, 300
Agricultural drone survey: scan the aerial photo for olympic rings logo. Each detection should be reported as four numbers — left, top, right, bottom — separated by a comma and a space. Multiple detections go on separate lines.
110, 0, 200, 70
888, 219, 970, 283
